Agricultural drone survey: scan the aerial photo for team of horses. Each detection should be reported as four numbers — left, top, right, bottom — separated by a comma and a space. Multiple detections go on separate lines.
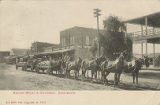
26, 52, 143, 86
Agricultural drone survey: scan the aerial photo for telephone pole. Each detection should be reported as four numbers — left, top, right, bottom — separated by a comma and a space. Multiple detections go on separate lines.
93, 8, 101, 57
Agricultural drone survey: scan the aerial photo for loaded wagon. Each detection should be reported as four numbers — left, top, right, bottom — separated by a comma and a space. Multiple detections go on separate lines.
34, 48, 75, 74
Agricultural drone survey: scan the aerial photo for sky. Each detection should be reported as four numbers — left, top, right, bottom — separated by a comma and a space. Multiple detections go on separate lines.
0, 0, 160, 54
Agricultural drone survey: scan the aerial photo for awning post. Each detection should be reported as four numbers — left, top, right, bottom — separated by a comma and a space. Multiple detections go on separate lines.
145, 17, 148, 35
153, 43, 155, 66
141, 25, 143, 36
145, 17, 148, 56
141, 43, 143, 58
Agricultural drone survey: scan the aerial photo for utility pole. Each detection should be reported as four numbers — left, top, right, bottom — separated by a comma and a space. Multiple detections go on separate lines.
93, 8, 101, 57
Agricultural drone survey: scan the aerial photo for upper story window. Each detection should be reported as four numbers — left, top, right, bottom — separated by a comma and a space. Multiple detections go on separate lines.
70, 36, 72, 45
70, 35, 75, 45
63, 38, 66, 46
72, 36, 75, 45
86, 36, 90, 45
61, 38, 63, 47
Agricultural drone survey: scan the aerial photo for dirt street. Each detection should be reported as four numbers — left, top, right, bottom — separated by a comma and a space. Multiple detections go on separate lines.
0, 63, 160, 90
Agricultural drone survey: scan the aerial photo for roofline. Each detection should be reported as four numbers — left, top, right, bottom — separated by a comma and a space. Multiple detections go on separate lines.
35, 48, 75, 56
60, 26, 104, 33
123, 11, 160, 23
0, 51, 10, 52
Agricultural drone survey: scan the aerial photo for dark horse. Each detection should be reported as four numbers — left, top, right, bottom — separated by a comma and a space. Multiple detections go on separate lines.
125, 58, 143, 84
65, 57, 82, 79
101, 53, 125, 85
81, 56, 106, 80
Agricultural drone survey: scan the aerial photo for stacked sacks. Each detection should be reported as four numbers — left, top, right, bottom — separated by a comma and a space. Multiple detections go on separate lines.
37, 61, 50, 67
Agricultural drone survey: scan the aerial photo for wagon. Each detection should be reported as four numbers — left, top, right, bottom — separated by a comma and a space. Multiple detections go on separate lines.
16, 55, 35, 71
16, 61, 28, 70
34, 48, 75, 74
4, 56, 16, 64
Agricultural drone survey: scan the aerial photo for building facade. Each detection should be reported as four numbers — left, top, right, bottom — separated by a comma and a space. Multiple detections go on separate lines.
0, 51, 10, 63
60, 26, 103, 59
125, 12, 160, 66
30, 42, 59, 54
60, 26, 99, 49
42, 45, 60, 52
10, 48, 28, 56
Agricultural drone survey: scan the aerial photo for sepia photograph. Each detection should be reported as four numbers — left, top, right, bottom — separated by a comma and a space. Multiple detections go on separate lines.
0, 0, 160, 92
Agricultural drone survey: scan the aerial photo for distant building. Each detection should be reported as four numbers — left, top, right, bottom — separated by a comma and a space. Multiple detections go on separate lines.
10, 48, 28, 56
0, 51, 10, 63
30, 41, 59, 54
42, 45, 60, 52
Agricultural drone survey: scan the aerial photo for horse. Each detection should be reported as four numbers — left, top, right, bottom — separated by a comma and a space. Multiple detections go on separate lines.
81, 56, 106, 80
124, 58, 143, 84
30, 58, 39, 71
65, 57, 82, 79
60, 58, 68, 75
81, 59, 98, 79
101, 52, 125, 85
47, 59, 63, 75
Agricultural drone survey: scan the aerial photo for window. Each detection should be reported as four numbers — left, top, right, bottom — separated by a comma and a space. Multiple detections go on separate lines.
61, 37, 66, 47
86, 36, 89, 45
70, 36, 72, 45
61, 38, 63, 47
72, 36, 75, 45
70, 35, 75, 45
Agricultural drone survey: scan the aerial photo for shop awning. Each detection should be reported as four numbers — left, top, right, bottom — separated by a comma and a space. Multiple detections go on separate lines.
35, 48, 75, 56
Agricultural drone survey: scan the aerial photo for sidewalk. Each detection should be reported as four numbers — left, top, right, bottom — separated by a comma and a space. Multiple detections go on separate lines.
141, 65, 160, 70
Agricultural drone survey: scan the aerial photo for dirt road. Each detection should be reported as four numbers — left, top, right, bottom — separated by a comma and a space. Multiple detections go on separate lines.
0, 63, 118, 90
0, 63, 160, 90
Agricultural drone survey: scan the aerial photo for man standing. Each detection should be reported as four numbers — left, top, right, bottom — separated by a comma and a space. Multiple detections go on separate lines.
144, 56, 150, 69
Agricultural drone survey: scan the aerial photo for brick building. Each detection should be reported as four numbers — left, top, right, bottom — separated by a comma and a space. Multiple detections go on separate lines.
60, 26, 103, 59
60, 26, 102, 48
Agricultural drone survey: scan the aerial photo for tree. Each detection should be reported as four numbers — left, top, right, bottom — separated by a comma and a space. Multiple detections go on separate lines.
100, 16, 132, 60
103, 16, 126, 32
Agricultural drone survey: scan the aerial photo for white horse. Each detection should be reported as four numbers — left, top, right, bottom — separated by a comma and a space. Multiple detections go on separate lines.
101, 53, 125, 85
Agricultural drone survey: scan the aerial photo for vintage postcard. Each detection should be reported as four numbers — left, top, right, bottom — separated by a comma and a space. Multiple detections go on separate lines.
0, 0, 160, 105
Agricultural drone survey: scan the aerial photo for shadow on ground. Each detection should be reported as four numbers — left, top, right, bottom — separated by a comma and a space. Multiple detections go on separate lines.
56, 75, 160, 90
16, 68, 160, 90
138, 72, 160, 80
